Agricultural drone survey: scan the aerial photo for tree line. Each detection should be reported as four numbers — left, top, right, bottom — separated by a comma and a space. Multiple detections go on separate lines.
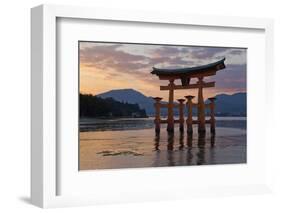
80, 93, 147, 118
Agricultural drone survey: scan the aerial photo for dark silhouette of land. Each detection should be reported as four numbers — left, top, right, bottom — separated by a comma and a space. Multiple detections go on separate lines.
80, 93, 147, 118
97, 89, 247, 116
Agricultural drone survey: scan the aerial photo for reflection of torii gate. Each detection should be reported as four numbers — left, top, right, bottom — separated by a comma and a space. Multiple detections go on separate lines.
151, 58, 226, 134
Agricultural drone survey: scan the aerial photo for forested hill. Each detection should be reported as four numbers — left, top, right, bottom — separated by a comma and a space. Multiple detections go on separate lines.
97, 89, 247, 116
80, 94, 147, 118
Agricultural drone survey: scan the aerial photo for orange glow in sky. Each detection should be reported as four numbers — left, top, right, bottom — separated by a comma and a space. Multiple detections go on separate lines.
79, 42, 246, 101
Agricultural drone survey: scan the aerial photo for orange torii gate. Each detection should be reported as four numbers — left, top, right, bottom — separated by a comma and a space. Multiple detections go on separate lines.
151, 58, 226, 134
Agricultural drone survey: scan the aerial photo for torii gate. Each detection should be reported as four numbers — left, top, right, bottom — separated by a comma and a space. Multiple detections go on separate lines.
151, 58, 226, 134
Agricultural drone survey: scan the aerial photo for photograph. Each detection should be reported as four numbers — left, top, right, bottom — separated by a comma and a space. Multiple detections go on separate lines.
79, 41, 247, 170
25, 2, 278, 210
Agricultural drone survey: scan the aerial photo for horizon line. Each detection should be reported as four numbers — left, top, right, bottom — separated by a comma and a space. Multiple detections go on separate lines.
80, 88, 247, 98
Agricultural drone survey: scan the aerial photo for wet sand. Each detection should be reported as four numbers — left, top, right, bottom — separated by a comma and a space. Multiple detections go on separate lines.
79, 127, 246, 170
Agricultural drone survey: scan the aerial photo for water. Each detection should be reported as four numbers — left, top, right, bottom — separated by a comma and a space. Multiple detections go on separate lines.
80, 117, 246, 132
79, 117, 246, 170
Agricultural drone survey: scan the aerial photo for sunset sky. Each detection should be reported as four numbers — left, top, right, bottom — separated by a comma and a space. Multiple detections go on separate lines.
79, 42, 246, 101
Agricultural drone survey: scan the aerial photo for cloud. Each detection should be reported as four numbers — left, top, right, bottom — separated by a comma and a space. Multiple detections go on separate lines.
189, 47, 229, 59
229, 49, 246, 55
80, 42, 246, 94
209, 64, 246, 90
153, 46, 190, 57
80, 44, 147, 69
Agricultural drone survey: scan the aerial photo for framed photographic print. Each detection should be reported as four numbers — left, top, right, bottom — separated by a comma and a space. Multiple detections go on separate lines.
31, 4, 274, 208
78, 41, 246, 170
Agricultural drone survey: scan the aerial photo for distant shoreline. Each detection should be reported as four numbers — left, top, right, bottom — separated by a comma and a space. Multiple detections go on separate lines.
79, 116, 246, 132
80, 115, 246, 121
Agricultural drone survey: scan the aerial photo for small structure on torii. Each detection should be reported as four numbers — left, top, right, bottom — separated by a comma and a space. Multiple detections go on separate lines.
151, 58, 226, 134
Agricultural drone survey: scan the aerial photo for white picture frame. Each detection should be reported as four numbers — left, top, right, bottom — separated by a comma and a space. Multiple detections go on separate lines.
31, 4, 274, 208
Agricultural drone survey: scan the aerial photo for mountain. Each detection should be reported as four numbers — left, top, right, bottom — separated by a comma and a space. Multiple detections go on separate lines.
209, 93, 246, 116
97, 89, 156, 115
97, 89, 246, 116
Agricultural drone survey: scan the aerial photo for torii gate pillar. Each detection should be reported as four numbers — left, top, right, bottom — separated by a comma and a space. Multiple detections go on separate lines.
197, 77, 206, 134
167, 79, 175, 133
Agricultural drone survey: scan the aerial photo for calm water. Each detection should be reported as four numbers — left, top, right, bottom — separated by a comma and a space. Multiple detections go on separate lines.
79, 117, 246, 170
80, 117, 246, 132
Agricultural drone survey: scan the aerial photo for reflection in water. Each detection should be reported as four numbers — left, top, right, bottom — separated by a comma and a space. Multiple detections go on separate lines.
211, 134, 215, 147
187, 134, 193, 148
80, 124, 246, 170
154, 133, 160, 151
209, 134, 216, 164
197, 134, 206, 165
186, 134, 193, 164
153, 133, 161, 167
153, 132, 216, 166
179, 132, 184, 150
167, 133, 175, 166
178, 133, 185, 165
167, 132, 174, 151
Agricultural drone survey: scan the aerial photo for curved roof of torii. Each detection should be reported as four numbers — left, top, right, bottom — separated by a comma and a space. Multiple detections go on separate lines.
151, 58, 226, 76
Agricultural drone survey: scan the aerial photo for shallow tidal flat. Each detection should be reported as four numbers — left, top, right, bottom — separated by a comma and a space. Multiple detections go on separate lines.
79, 126, 246, 170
